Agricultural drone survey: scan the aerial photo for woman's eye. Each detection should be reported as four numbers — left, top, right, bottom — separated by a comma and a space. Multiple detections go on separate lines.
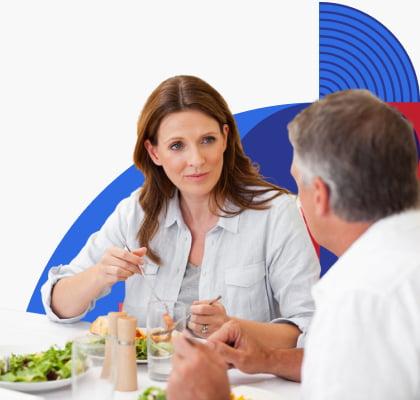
170, 142, 183, 151
202, 136, 216, 144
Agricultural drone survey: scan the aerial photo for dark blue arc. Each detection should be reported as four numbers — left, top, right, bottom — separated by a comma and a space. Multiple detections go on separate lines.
321, 25, 393, 99
320, 61, 358, 87
321, 42, 379, 95
325, 9, 416, 100
320, 85, 335, 97
321, 35, 385, 98
320, 52, 369, 88
322, 16, 404, 100
320, 76, 345, 92
320, 67, 353, 89
320, 2, 420, 101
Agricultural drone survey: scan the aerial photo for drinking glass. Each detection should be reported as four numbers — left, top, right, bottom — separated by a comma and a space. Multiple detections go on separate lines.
72, 334, 115, 400
147, 301, 186, 381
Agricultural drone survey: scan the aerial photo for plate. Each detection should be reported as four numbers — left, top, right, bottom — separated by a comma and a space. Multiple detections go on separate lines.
0, 377, 72, 393
232, 385, 279, 400
0, 344, 73, 393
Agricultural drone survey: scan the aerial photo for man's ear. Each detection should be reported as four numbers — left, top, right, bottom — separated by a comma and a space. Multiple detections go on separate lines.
144, 140, 162, 166
313, 177, 331, 216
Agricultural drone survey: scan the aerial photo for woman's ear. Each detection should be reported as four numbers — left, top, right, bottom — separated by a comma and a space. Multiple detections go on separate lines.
222, 124, 229, 151
144, 139, 162, 166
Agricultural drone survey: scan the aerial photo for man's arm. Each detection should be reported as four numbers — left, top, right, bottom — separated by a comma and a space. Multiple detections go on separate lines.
209, 320, 303, 382
234, 318, 301, 348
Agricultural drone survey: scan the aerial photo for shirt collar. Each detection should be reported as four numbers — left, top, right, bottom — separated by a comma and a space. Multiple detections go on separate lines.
216, 201, 240, 234
163, 191, 240, 234
163, 191, 183, 228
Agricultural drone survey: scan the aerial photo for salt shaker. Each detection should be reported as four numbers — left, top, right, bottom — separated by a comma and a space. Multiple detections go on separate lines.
101, 311, 126, 379
115, 316, 138, 391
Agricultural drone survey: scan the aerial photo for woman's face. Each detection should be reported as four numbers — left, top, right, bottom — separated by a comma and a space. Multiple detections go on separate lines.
145, 110, 228, 199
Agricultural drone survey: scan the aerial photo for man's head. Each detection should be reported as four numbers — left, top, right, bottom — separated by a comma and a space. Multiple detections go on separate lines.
288, 90, 419, 252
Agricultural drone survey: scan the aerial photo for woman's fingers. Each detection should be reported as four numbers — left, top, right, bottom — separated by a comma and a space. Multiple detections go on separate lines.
189, 314, 215, 325
103, 247, 145, 273
190, 303, 218, 316
105, 265, 133, 280
188, 321, 217, 336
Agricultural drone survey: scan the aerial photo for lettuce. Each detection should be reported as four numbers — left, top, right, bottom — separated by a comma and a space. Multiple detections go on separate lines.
0, 342, 72, 383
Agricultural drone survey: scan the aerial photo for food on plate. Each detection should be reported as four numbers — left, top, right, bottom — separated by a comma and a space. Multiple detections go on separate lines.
138, 386, 166, 400
89, 315, 109, 336
89, 315, 146, 339
230, 394, 247, 400
89, 316, 148, 360
0, 342, 72, 383
138, 386, 249, 400
136, 336, 147, 360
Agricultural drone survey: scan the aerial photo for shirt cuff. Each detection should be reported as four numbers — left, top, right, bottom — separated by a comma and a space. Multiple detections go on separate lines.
40, 265, 109, 323
270, 316, 309, 348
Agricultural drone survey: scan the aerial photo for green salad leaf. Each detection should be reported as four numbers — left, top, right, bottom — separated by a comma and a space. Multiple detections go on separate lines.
0, 342, 72, 383
136, 338, 147, 360
138, 386, 167, 400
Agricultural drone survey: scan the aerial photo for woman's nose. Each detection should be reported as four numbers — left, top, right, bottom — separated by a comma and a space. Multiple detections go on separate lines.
188, 147, 205, 167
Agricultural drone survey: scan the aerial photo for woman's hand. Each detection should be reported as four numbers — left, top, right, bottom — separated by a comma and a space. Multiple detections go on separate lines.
188, 299, 230, 338
93, 246, 147, 288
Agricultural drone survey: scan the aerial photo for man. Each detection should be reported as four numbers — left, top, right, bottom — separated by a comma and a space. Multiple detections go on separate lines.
167, 90, 420, 400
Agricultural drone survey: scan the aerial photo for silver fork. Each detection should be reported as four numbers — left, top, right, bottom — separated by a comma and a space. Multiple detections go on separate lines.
124, 244, 169, 313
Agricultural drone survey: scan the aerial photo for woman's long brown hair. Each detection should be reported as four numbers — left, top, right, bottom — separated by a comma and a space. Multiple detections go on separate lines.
134, 75, 289, 264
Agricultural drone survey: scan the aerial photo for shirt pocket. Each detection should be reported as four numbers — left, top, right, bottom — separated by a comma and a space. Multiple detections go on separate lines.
224, 261, 270, 321
143, 263, 159, 277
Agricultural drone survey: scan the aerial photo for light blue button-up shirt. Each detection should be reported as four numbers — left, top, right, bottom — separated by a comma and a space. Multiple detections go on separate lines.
41, 188, 320, 337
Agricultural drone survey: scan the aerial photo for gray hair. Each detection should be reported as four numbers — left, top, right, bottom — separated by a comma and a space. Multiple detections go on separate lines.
288, 90, 420, 222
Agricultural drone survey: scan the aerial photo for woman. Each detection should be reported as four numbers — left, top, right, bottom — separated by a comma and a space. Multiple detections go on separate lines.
41, 75, 319, 343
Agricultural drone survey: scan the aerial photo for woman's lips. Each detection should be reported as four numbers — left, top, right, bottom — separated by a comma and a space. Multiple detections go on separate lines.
184, 172, 209, 180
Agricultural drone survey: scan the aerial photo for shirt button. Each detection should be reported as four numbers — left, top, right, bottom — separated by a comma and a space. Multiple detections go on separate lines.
202, 270, 206, 276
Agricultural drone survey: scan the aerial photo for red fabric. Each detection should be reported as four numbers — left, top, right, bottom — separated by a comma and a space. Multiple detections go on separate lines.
300, 208, 321, 259
388, 102, 420, 178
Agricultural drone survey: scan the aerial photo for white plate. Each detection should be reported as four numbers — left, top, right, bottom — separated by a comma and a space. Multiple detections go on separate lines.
232, 385, 279, 400
0, 377, 72, 393
0, 344, 72, 393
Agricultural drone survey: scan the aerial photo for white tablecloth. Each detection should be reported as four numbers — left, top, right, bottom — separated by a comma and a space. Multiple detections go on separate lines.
0, 309, 300, 399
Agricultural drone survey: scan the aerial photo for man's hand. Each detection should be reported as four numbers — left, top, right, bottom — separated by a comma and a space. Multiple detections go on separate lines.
208, 320, 272, 374
167, 335, 230, 400
209, 320, 304, 381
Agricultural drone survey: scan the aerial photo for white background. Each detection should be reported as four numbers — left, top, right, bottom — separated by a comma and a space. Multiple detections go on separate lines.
0, 0, 418, 310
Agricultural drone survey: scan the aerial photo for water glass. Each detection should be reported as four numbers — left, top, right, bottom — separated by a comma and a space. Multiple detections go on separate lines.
147, 301, 186, 381
72, 334, 115, 400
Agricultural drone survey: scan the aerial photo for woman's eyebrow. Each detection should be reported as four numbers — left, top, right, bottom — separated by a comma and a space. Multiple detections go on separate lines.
163, 131, 218, 144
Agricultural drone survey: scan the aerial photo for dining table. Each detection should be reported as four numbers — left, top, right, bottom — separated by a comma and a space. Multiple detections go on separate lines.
0, 308, 301, 399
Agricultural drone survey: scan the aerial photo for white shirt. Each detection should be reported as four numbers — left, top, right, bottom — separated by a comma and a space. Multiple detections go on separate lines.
302, 209, 420, 400
41, 188, 320, 332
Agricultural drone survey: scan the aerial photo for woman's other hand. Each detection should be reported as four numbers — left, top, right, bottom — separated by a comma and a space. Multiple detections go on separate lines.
188, 299, 230, 338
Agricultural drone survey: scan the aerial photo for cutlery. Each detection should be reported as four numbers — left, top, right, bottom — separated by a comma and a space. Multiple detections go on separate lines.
124, 244, 169, 313
153, 295, 222, 337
